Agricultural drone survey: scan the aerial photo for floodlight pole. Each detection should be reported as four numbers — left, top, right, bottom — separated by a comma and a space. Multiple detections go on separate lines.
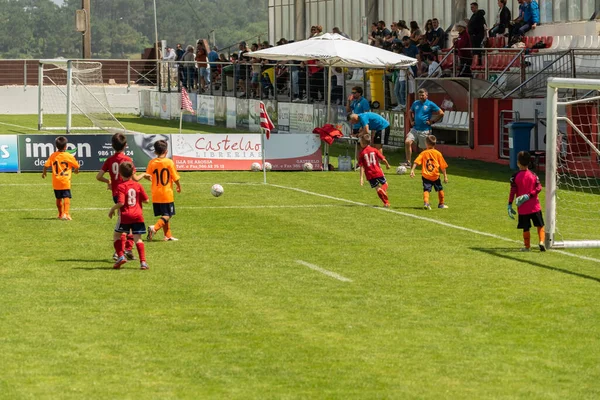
153, 0, 160, 88
82, 0, 91, 59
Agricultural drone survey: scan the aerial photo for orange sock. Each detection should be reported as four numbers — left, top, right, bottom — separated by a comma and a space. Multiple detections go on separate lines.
163, 222, 172, 238
423, 191, 430, 204
64, 198, 71, 216
438, 190, 445, 205
537, 226, 545, 244
154, 218, 167, 232
55, 199, 63, 216
523, 231, 531, 248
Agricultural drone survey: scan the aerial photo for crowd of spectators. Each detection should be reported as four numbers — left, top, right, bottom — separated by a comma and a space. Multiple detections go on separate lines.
166, 0, 542, 108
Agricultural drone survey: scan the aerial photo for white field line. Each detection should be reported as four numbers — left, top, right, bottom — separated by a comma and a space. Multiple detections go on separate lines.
0, 182, 264, 187
0, 121, 38, 131
271, 184, 600, 265
0, 204, 341, 213
295, 260, 353, 282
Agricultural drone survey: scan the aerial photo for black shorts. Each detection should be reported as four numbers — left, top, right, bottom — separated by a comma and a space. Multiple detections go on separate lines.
54, 189, 72, 199
422, 177, 443, 192
113, 195, 119, 204
369, 177, 387, 188
372, 127, 391, 145
115, 221, 146, 235
153, 202, 176, 217
518, 211, 544, 231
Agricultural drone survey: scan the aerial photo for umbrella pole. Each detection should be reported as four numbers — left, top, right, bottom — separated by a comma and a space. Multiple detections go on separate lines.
323, 66, 333, 172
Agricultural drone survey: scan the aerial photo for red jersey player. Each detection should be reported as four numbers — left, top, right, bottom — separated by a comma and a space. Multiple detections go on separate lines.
108, 162, 150, 270
357, 134, 391, 207
96, 133, 143, 261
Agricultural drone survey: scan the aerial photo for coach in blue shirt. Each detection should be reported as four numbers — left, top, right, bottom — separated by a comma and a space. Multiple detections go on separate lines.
348, 112, 390, 152
346, 86, 371, 135
519, 0, 540, 36
404, 88, 444, 165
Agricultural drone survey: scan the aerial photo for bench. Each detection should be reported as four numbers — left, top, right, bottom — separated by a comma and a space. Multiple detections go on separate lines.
432, 111, 470, 145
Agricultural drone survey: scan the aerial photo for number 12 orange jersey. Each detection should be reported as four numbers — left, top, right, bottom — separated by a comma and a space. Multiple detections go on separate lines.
146, 157, 180, 203
44, 151, 79, 190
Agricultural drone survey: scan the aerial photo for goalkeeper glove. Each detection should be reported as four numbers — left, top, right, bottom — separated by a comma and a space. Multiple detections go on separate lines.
515, 194, 530, 207
507, 204, 516, 219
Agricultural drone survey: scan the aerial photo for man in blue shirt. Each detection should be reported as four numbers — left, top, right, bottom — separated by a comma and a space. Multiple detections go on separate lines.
346, 86, 371, 135
519, 0, 539, 36
405, 88, 444, 166
348, 112, 390, 152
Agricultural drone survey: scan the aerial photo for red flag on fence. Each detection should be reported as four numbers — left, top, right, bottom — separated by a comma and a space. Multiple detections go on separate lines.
181, 87, 195, 114
259, 101, 274, 140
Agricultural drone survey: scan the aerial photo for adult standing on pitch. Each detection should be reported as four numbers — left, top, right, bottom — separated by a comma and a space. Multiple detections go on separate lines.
405, 88, 444, 166
346, 86, 370, 136
347, 112, 390, 153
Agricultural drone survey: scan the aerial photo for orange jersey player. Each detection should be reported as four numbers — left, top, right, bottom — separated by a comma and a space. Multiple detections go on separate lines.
143, 139, 181, 241
410, 134, 448, 210
41, 136, 80, 220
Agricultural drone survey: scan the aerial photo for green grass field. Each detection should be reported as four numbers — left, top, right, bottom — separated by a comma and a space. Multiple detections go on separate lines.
1, 115, 600, 399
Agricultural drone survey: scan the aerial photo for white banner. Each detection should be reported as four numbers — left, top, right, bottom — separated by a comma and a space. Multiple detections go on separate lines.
277, 102, 290, 132
171, 133, 322, 171
197, 95, 215, 126
226, 97, 236, 129
289, 103, 314, 134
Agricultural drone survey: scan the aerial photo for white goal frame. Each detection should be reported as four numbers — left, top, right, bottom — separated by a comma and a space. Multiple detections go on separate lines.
546, 77, 600, 248
38, 59, 126, 133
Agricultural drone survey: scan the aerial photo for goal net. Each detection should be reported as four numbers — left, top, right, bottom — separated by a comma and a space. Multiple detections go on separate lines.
546, 77, 600, 248
38, 59, 125, 133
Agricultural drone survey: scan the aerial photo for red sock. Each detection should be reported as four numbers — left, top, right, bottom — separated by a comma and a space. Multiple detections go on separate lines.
377, 188, 389, 204
125, 234, 134, 251
113, 239, 124, 257
136, 241, 146, 262
381, 182, 389, 192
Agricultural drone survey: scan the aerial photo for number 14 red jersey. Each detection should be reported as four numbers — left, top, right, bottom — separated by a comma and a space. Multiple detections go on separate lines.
357, 146, 386, 180
116, 180, 149, 224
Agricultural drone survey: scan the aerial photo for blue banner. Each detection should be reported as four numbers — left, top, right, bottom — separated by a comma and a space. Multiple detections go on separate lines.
0, 135, 19, 172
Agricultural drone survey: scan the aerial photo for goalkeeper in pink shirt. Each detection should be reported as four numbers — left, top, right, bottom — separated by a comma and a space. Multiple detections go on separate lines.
507, 151, 546, 252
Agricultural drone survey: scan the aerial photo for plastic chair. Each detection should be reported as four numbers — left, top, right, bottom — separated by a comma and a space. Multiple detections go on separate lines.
549, 36, 560, 50
560, 35, 573, 50
437, 111, 451, 128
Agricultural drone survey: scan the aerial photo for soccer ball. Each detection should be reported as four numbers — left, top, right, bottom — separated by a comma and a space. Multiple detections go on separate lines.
264, 162, 272, 172
251, 162, 262, 172
303, 162, 313, 172
396, 165, 407, 175
210, 184, 224, 197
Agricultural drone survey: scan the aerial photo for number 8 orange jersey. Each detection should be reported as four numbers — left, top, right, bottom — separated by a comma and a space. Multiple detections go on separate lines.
146, 157, 180, 203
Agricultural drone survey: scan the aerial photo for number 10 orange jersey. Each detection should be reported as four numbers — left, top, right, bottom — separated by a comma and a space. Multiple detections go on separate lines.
146, 157, 180, 203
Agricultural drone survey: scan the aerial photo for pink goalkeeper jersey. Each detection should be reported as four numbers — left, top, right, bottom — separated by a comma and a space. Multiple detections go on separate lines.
509, 169, 542, 215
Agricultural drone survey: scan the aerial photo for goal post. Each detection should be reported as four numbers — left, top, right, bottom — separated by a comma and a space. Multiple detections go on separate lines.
38, 59, 126, 133
545, 77, 600, 249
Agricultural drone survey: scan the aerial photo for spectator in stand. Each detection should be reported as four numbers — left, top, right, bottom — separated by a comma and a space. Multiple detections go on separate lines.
417, 35, 435, 77
369, 22, 381, 45
397, 20, 411, 42
392, 64, 413, 111
238, 41, 247, 57
516, 0, 539, 37
401, 36, 419, 75
378, 20, 391, 37
429, 18, 445, 52
509, 0, 527, 42
489, 0, 512, 37
237, 50, 250, 97
312, 25, 323, 36
181, 45, 196, 92
306, 59, 324, 102
409, 21, 422, 45
250, 43, 262, 98
453, 21, 472, 77
195, 42, 210, 92
208, 46, 219, 86
424, 20, 434, 42
332, 27, 350, 39
468, 2, 487, 63
175, 44, 185, 87
162, 46, 177, 86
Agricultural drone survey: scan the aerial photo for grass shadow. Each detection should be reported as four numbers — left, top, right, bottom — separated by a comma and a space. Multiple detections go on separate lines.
21, 217, 62, 221
471, 247, 600, 284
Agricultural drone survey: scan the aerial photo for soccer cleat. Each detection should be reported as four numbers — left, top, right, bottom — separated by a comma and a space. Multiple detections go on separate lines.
438, 204, 449, 209
539, 242, 546, 252
112, 253, 119, 261
424, 203, 431, 210
383, 203, 390, 208
140, 262, 149, 270
146, 226, 156, 241
113, 255, 127, 269
124, 250, 136, 260
519, 247, 531, 252
57, 214, 63, 219
164, 236, 179, 241
63, 214, 72, 220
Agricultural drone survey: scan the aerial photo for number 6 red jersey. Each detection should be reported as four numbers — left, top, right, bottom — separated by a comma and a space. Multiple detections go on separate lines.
116, 180, 149, 224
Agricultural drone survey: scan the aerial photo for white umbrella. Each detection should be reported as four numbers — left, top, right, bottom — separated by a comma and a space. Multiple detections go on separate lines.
247, 33, 417, 169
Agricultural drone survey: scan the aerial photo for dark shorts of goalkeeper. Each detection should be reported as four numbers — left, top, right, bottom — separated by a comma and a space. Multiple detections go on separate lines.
518, 211, 544, 231
422, 177, 443, 192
